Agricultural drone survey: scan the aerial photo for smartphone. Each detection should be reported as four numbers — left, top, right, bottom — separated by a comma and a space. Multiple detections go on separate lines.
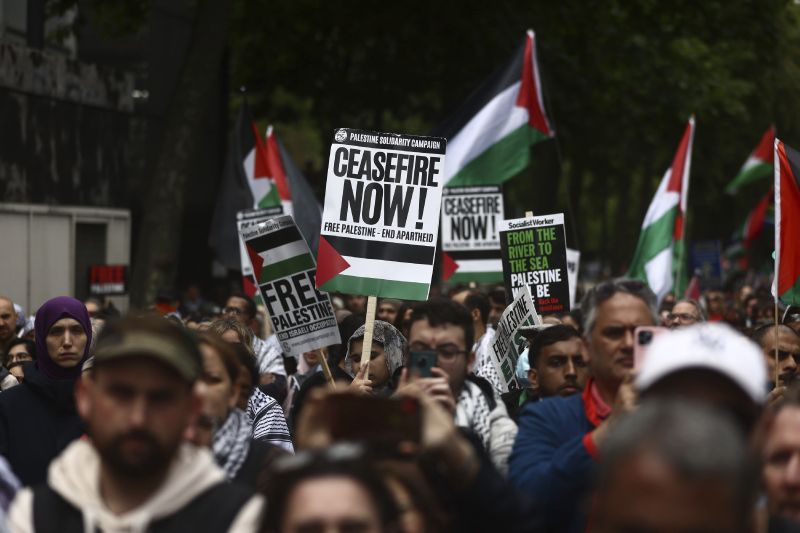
319, 395, 421, 454
408, 350, 437, 378
633, 326, 667, 371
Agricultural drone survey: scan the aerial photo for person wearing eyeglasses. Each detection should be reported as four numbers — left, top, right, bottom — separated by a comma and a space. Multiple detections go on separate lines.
406, 298, 518, 475
667, 299, 705, 329
509, 278, 658, 533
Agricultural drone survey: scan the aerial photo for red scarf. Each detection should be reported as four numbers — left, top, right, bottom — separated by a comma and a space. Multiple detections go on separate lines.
582, 378, 612, 427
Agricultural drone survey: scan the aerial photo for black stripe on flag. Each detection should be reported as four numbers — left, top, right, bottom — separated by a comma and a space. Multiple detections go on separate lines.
785, 143, 800, 190
248, 225, 304, 252
447, 249, 501, 260
325, 235, 435, 265
430, 37, 524, 140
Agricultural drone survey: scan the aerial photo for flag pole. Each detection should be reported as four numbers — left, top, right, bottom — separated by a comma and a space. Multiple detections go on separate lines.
775, 300, 780, 389
317, 347, 336, 389
675, 115, 695, 298
360, 295, 378, 381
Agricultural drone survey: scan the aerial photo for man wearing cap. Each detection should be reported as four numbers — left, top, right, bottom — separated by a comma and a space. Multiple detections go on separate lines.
509, 278, 657, 533
9, 316, 263, 532
637, 323, 766, 433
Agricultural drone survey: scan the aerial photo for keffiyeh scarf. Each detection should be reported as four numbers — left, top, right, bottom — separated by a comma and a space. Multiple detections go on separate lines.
212, 408, 252, 480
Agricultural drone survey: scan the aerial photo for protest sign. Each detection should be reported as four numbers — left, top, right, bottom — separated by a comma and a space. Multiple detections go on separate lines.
440, 185, 504, 283
488, 286, 542, 393
237, 207, 284, 279
690, 240, 723, 286
88, 265, 127, 296
499, 213, 570, 312
316, 128, 447, 301
240, 215, 340, 357
566, 248, 580, 308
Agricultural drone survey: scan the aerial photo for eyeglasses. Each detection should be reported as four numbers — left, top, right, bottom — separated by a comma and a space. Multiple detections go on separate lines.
408, 342, 467, 361
668, 313, 698, 323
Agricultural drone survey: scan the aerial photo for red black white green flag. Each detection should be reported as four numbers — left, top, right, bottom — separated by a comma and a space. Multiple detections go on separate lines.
774, 139, 800, 306
210, 103, 322, 272
434, 29, 553, 187
726, 126, 775, 194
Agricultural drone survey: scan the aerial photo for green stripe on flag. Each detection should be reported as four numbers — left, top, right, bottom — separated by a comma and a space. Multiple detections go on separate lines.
447, 124, 549, 187
448, 271, 504, 283
257, 186, 281, 209
781, 276, 800, 307
320, 275, 429, 301
627, 206, 677, 281
725, 162, 772, 194
260, 253, 315, 283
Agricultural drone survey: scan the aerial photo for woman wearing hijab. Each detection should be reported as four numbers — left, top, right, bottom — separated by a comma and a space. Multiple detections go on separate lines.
0, 296, 91, 485
344, 320, 407, 395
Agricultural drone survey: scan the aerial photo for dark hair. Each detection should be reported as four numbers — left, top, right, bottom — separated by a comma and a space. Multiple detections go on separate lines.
228, 292, 257, 319
4, 338, 36, 366
263, 445, 399, 533
751, 323, 800, 348
410, 298, 474, 350
232, 341, 259, 388
488, 287, 506, 306
464, 291, 490, 325
529, 325, 582, 368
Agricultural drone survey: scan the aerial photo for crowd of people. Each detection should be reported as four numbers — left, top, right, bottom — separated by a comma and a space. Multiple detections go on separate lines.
0, 278, 799, 532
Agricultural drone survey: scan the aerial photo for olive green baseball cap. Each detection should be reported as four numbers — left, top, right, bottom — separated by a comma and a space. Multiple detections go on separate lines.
92, 330, 201, 382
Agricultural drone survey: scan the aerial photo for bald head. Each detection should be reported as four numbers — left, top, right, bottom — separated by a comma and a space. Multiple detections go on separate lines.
0, 298, 18, 344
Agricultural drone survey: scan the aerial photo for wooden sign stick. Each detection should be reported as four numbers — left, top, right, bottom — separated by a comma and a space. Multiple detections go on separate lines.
361, 295, 378, 381
524, 210, 542, 325
316, 347, 336, 389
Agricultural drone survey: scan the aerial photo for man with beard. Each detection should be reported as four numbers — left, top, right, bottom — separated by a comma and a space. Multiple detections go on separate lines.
8, 316, 263, 532
505, 325, 589, 418
752, 324, 800, 391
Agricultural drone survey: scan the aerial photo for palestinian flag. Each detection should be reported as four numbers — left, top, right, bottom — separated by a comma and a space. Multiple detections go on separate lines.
209, 104, 323, 271
627, 117, 695, 302
245, 224, 315, 286
725, 126, 775, 194
434, 29, 553, 187
774, 139, 800, 306
732, 187, 773, 248
316, 235, 435, 301
262, 125, 323, 253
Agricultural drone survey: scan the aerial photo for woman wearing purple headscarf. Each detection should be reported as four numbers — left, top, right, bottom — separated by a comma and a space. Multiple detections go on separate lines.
0, 297, 91, 485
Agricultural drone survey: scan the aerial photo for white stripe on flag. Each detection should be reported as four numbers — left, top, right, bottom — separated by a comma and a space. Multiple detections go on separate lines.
443, 82, 528, 182
640, 168, 680, 228
341, 256, 433, 284
258, 240, 308, 265
455, 258, 503, 273
245, 148, 273, 209
644, 247, 673, 302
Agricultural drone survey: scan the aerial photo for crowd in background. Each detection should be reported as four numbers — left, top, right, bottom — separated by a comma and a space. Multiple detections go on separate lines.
0, 277, 799, 532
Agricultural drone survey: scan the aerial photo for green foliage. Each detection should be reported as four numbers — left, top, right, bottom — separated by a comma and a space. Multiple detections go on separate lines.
229, 0, 800, 272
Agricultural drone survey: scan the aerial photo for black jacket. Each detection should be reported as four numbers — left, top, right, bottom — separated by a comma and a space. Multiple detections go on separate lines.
0, 362, 84, 485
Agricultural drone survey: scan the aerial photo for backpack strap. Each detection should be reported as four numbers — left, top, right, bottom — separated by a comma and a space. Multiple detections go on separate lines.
151, 482, 254, 533
32, 484, 86, 533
